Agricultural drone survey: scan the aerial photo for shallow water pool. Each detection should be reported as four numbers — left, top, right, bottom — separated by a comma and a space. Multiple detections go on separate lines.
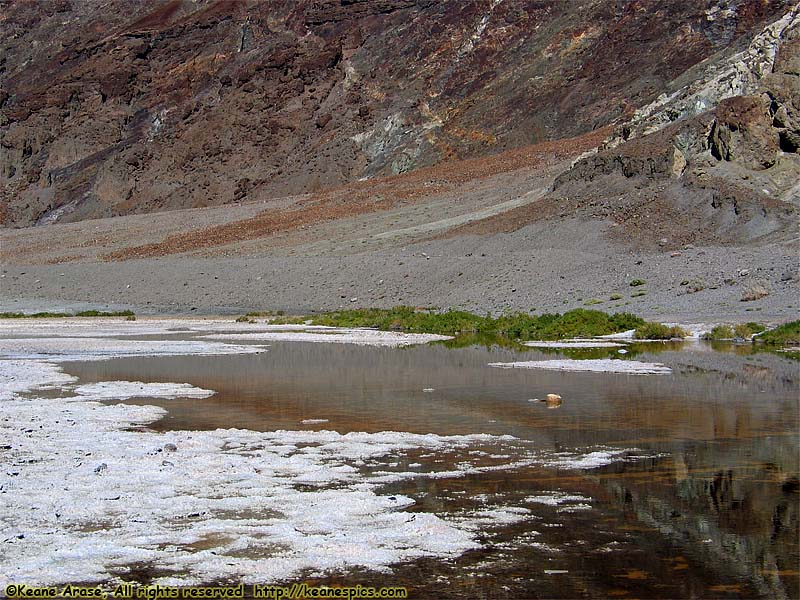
55, 335, 799, 598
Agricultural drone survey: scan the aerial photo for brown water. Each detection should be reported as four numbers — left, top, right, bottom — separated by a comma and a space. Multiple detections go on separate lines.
64, 339, 800, 599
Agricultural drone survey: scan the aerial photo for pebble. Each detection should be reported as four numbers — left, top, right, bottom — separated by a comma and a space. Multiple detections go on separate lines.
545, 393, 563, 409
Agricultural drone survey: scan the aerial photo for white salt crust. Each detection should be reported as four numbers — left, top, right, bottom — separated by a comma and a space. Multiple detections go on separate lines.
523, 341, 625, 348
525, 492, 594, 507
202, 329, 452, 347
488, 359, 672, 374
0, 329, 648, 587
0, 337, 268, 362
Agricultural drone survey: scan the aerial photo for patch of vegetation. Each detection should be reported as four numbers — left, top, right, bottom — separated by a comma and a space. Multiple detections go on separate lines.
610, 293, 623, 301
235, 315, 256, 323
0, 310, 134, 319
309, 306, 489, 335
75, 310, 135, 317
0, 312, 71, 318
741, 282, 770, 302
681, 279, 706, 294
629, 279, 646, 287
269, 315, 309, 325
734, 322, 765, 339
631, 290, 648, 298
298, 307, 645, 340
755, 321, 800, 346
246, 310, 285, 317
702, 325, 734, 340
584, 298, 603, 306
125, 315, 136, 321
531, 309, 644, 340
634, 322, 688, 340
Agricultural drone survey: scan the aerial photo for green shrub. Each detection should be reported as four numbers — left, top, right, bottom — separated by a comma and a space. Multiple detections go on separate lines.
610, 293, 623, 300
756, 321, 800, 345
584, 298, 603, 306
235, 315, 255, 323
609, 312, 647, 331
300, 307, 646, 340
75, 310, 135, 317
634, 322, 688, 340
629, 279, 646, 287
703, 325, 734, 340
0, 310, 133, 319
269, 315, 307, 325
734, 322, 765, 339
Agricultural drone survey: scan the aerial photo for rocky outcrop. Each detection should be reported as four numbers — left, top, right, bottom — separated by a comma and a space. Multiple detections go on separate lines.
613, 4, 800, 143
551, 3, 799, 247
0, 0, 789, 227
709, 95, 780, 169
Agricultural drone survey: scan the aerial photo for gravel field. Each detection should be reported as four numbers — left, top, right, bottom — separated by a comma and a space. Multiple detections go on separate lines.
1, 152, 797, 324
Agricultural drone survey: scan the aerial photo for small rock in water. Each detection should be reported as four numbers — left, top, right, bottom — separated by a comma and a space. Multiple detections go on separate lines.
545, 394, 562, 409
528, 398, 540, 403
618, 348, 628, 354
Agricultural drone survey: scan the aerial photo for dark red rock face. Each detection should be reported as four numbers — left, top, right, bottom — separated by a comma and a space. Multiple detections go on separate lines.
0, 0, 789, 226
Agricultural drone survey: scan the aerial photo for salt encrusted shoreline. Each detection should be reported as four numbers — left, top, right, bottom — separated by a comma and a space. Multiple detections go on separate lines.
488, 359, 672, 375
0, 324, 650, 586
0, 359, 501, 586
202, 329, 452, 347
523, 340, 626, 348
0, 336, 269, 362
73, 381, 216, 400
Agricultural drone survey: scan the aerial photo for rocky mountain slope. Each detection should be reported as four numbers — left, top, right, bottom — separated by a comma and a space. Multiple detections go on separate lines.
1, 0, 796, 227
